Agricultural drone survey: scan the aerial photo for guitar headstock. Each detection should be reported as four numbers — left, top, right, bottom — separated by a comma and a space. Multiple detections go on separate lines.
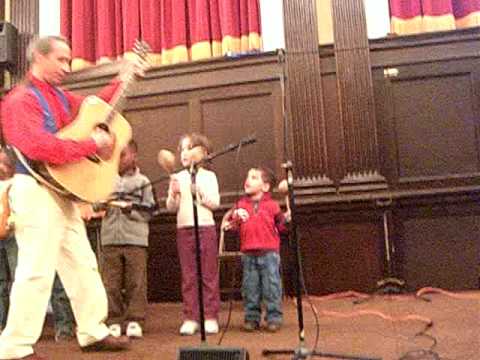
133, 39, 151, 62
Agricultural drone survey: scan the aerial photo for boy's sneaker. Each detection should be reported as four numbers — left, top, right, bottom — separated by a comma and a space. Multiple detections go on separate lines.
266, 322, 282, 332
243, 320, 259, 332
204, 319, 219, 334
179, 320, 199, 336
109, 324, 122, 338
126, 321, 143, 338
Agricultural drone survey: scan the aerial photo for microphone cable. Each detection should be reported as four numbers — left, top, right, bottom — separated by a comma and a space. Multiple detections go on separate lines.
217, 139, 245, 346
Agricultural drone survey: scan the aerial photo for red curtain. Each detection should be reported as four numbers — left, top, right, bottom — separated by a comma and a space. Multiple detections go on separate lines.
61, 0, 262, 70
390, 0, 480, 35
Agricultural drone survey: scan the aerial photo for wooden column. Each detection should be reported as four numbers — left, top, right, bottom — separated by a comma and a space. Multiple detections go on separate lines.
331, 0, 386, 190
282, 0, 332, 187
10, 0, 38, 83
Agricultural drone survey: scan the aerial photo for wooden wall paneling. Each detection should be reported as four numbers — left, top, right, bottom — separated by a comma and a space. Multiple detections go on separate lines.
376, 59, 480, 190
393, 202, 480, 291
200, 82, 284, 203
321, 70, 345, 185
331, 0, 386, 191
125, 90, 284, 206
295, 209, 384, 294
147, 217, 181, 302
282, 0, 332, 188
10, 0, 38, 82
131, 55, 283, 97
369, 28, 480, 70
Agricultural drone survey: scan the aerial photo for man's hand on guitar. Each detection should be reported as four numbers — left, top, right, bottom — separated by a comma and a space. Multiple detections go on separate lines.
91, 127, 116, 161
118, 40, 151, 82
118, 57, 149, 83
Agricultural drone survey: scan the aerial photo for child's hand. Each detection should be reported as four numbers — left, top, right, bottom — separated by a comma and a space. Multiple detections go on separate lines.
284, 209, 291, 223
169, 177, 180, 195
223, 220, 233, 231
233, 208, 249, 222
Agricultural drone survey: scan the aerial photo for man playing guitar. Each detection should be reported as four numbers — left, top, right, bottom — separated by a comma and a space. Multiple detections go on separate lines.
0, 36, 145, 360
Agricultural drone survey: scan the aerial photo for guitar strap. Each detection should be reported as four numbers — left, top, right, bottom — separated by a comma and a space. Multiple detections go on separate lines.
15, 85, 70, 175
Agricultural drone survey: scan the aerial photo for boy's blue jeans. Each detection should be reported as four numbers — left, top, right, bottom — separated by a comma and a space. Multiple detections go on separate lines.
0, 237, 74, 336
241, 251, 283, 325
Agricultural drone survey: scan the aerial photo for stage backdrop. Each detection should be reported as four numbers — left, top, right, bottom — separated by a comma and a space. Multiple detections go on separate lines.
390, 0, 480, 35
60, 0, 262, 70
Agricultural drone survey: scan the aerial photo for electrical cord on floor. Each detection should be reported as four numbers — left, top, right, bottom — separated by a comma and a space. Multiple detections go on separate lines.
217, 289, 235, 346
397, 322, 441, 360
297, 227, 448, 360
216, 141, 245, 346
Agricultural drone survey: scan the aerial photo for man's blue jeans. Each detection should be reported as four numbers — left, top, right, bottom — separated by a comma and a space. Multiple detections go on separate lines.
241, 251, 283, 325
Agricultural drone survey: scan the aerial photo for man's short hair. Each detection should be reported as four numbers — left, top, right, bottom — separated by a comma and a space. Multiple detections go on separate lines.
26, 36, 70, 63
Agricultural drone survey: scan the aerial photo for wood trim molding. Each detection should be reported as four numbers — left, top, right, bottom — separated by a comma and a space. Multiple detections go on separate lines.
10, 0, 38, 82
331, 0, 386, 190
282, 0, 332, 188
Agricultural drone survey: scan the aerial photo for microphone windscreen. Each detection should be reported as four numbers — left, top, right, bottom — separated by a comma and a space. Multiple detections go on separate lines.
157, 149, 176, 174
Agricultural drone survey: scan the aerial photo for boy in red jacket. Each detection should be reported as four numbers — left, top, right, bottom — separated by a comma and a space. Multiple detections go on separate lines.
227, 167, 289, 332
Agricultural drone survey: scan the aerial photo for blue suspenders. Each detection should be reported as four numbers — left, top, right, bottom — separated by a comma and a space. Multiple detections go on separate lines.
15, 85, 70, 174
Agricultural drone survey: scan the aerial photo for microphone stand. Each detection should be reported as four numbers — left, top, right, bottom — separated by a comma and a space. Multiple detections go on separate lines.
262, 161, 380, 360
190, 160, 207, 342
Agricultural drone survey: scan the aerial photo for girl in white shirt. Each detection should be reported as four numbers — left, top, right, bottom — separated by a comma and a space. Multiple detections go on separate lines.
166, 133, 220, 336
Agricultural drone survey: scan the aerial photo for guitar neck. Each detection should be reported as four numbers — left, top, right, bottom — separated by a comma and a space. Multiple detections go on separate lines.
105, 70, 135, 125
104, 40, 150, 125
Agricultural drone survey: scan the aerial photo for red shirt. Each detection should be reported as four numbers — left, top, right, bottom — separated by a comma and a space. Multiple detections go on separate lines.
231, 193, 287, 253
1, 73, 120, 165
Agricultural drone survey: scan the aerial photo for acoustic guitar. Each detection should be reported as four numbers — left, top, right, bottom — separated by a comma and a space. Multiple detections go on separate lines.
14, 40, 150, 203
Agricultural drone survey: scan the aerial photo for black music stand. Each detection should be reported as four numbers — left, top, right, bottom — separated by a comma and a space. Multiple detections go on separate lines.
352, 205, 408, 306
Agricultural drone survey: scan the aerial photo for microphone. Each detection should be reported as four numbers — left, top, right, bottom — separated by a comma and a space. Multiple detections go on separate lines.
239, 135, 256, 146
157, 149, 176, 174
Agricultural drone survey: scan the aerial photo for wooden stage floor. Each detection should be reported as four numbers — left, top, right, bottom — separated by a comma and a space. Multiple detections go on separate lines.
33, 289, 479, 359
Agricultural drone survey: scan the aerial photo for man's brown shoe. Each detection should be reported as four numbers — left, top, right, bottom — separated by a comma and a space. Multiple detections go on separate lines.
81, 335, 130, 352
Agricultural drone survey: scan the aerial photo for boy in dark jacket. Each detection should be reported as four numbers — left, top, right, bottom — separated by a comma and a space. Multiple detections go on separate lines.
100, 140, 156, 339
226, 167, 289, 332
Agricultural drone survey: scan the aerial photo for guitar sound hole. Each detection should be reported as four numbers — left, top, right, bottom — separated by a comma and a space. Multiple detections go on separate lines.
97, 123, 110, 133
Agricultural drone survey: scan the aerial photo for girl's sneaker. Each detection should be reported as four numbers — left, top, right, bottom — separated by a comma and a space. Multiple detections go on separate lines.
204, 319, 219, 334
179, 320, 199, 336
